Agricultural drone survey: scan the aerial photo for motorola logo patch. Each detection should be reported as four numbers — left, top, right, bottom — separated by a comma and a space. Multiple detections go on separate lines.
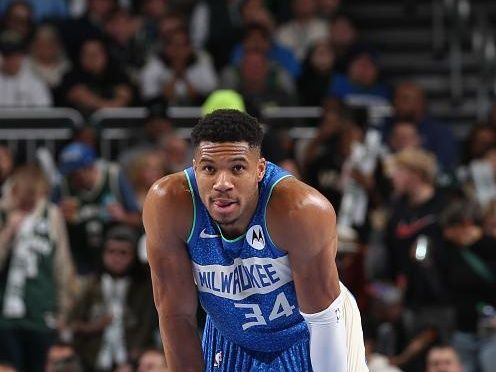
246, 224, 265, 250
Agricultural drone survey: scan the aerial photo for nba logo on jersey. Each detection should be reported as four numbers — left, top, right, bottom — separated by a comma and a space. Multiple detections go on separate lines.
246, 225, 265, 250
213, 351, 223, 367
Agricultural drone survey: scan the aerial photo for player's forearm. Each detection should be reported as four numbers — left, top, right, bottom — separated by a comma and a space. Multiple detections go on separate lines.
160, 316, 204, 372
300, 289, 347, 372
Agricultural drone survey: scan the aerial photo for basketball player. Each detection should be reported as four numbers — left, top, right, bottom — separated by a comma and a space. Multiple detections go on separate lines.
143, 110, 368, 371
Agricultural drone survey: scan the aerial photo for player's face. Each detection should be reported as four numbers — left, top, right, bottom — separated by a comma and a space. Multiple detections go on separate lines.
194, 142, 266, 233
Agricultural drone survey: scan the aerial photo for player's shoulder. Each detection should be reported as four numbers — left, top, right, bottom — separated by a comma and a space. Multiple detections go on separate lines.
143, 171, 193, 235
267, 177, 337, 251
145, 171, 190, 205
269, 176, 335, 218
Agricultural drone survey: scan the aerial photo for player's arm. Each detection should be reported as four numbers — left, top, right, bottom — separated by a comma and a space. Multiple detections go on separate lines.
268, 178, 347, 372
143, 174, 204, 372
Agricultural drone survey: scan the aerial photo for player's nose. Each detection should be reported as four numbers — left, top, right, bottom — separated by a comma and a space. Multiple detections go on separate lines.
213, 171, 234, 192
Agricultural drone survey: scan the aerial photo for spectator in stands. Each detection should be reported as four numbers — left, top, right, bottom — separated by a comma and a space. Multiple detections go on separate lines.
366, 282, 438, 372
0, 165, 76, 372
387, 119, 421, 154
0, 0, 67, 22
70, 225, 157, 372
118, 102, 173, 172
0, 1, 34, 44
461, 125, 496, 165
58, 38, 135, 115
57, 0, 116, 60
303, 106, 363, 209
385, 149, 453, 343
384, 81, 458, 171
189, 0, 241, 70
297, 40, 335, 106
73, 124, 99, 151
426, 345, 463, 372
275, 0, 328, 60
262, 127, 302, 178
127, 150, 166, 209
57, 142, 141, 275
139, 0, 168, 50
119, 103, 173, 176
155, 12, 186, 51
0, 30, 52, 107
328, 44, 390, 110
220, 50, 297, 114
25, 25, 71, 95
459, 144, 496, 208
240, 0, 275, 31
441, 200, 496, 372
137, 349, 167, 372
329, 13, 359, 73
104, 8, 146, 78
158, 132, 190, 173
138, 102, 174, 148
230, 22, 300, 79
139, 27, 217, 105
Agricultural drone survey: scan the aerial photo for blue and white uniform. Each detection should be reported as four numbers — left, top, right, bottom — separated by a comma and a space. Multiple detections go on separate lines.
184, 162, 312, 371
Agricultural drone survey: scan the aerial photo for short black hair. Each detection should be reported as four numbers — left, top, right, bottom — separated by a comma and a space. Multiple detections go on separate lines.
191, 109, 264, 149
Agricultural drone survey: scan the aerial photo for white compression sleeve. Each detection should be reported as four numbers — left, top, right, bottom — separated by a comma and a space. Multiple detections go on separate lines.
300, 290, 347, 372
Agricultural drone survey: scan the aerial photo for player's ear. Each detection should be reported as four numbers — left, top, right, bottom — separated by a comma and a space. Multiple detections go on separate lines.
192, 159, 197, 171
257, 158, 266, 182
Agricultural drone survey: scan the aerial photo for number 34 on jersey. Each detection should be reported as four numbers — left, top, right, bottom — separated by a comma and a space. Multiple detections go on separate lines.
234, 292, 296, 330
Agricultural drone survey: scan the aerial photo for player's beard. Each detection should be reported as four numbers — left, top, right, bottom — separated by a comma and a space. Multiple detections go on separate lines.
213, 215, 238, 227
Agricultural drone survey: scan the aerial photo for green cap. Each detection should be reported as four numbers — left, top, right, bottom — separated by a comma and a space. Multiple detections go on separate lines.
201, 90, 246, 116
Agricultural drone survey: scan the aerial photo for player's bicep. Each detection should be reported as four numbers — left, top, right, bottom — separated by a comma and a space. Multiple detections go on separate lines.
272, 186, 340, 313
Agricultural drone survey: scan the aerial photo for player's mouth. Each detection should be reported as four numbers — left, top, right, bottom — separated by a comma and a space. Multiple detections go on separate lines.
212, 199, 238, 214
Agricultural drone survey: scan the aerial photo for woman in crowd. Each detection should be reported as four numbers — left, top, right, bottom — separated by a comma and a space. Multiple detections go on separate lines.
0, 165, 76, 372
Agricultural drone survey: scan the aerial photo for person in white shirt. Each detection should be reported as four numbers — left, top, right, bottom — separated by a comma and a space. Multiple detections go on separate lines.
139, 27, 218, 105
275, 0, 328, 60
25, 25, 70, 90
0, 31, 52, 107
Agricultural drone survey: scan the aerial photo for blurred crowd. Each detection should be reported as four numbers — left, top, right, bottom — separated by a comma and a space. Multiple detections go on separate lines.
0, 0, 495, 371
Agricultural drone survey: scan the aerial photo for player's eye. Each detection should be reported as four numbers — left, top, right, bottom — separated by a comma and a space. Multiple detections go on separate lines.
202, 165, 215, 174
232, 164, 245, 173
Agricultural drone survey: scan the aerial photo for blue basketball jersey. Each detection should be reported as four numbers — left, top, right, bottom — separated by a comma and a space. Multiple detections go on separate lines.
184, 162, 309, 353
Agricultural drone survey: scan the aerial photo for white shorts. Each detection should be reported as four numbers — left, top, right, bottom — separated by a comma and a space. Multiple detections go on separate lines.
341, 282, 369, 371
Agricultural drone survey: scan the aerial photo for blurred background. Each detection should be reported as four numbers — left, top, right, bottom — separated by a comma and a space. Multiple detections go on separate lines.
0, 0, 495, 371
